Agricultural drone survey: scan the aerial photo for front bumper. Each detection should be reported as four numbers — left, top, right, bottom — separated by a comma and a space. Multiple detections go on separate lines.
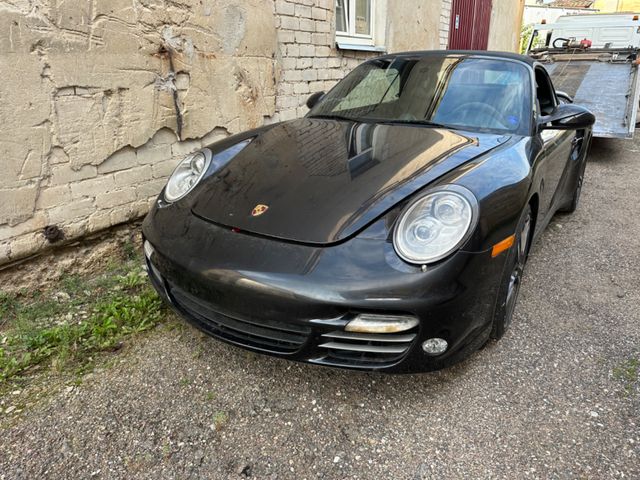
142, 204, 507, 373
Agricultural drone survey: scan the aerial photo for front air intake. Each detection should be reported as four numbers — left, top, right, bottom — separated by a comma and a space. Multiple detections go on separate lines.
317, 329, 417, 367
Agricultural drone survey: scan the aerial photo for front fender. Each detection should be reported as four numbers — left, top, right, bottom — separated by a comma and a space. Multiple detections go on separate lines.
438, 136, 536, 253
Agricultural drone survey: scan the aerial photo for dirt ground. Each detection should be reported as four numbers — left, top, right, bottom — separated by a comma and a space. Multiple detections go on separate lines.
1, 136, 639, 479
0, 223, 143, 295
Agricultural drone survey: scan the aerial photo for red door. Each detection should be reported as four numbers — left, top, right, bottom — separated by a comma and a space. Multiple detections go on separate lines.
448, 0, 493, 50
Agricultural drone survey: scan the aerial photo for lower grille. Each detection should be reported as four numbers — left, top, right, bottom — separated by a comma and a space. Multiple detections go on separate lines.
168, 283, 311, 354
317, 330, 417, 367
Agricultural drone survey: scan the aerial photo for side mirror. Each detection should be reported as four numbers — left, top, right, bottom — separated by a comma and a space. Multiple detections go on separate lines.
538, 104, 595, 131
306, 91, 325, 109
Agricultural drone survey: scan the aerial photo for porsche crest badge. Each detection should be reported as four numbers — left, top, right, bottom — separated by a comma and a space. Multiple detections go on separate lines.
251, 204, 269, 217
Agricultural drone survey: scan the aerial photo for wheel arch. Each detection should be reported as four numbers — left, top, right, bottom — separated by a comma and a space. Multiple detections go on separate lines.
528, 192, 539, 245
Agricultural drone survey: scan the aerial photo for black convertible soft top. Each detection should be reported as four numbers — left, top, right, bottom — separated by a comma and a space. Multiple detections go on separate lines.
376, 50, 535, 67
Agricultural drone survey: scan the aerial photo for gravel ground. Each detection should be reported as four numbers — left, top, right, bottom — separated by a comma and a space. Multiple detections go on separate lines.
1, 137, 639, 479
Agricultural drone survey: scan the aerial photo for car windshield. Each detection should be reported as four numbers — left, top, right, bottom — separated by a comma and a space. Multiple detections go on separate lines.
308, 56, 531, 135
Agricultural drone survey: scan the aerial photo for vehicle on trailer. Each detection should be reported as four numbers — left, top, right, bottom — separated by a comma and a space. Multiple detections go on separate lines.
527, 13, 640, 139
143, 51, 595, 373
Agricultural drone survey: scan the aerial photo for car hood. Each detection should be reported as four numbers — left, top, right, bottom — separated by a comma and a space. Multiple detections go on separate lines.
192, 118, 508, 245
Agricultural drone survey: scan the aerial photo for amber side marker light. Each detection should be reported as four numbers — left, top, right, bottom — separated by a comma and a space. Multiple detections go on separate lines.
633, 15, 639, 21
491, 235, 516, 258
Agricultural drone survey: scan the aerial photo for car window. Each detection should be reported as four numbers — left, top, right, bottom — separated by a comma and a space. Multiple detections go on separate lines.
308, 56, 532, 135
433, 60, 529, 131
334, 64, 400, 111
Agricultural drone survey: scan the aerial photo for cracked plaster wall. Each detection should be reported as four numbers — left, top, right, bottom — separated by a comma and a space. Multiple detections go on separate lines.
0, 0, 278, 264
0, 0, 458, 265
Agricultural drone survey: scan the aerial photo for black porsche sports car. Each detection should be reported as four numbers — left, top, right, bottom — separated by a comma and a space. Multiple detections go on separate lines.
143, 51, 595, 373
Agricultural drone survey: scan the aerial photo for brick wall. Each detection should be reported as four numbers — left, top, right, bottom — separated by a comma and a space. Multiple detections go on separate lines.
440, 0, 452, 49
271, 0, 377, 124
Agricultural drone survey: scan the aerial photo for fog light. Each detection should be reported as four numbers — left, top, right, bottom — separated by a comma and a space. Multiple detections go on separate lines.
422, 338, 448, 355
345, 314, 418, 334
143, 240, 155, 260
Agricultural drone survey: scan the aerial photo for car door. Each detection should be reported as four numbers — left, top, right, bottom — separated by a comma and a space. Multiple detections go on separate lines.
534, 66, 575, 219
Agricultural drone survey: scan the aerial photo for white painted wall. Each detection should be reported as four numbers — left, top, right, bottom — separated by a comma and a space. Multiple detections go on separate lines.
523, 6, 599, 25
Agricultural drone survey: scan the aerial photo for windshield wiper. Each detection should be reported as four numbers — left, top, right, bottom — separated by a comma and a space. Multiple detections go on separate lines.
371, 119, 459, 130
307, 113, 359, 122
308, 115, 459, 131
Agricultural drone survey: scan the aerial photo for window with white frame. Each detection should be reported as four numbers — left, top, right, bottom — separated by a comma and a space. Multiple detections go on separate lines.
336, 0, 381, 50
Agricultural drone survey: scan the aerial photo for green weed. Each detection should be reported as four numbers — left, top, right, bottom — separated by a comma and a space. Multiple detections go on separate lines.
205, 391, 216, 401
613, 358, 639, 395
122, 240, 138, 261
0, 292, 18, 321
60, 274, 84, 295
213, 411, 228, 431
0, 246, 166, 389
117, 269, 147, 289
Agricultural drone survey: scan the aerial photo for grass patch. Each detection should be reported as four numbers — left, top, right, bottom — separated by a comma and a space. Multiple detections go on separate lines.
122, 239, 138, 261
0, 292, 19, 322
613, 358, 639, 395
0, 245, 168, 392
212, 411, 228, 431
60, 274, 85, 296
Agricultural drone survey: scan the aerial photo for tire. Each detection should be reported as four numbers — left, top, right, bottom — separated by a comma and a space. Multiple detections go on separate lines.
491, 206, 532, 340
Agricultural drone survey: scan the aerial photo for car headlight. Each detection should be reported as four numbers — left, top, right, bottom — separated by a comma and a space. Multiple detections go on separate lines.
164, 149, 212, 203
393, 185, 478, 265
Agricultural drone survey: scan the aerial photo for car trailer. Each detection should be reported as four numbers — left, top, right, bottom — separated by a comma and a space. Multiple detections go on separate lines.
527, 14, 640, 139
